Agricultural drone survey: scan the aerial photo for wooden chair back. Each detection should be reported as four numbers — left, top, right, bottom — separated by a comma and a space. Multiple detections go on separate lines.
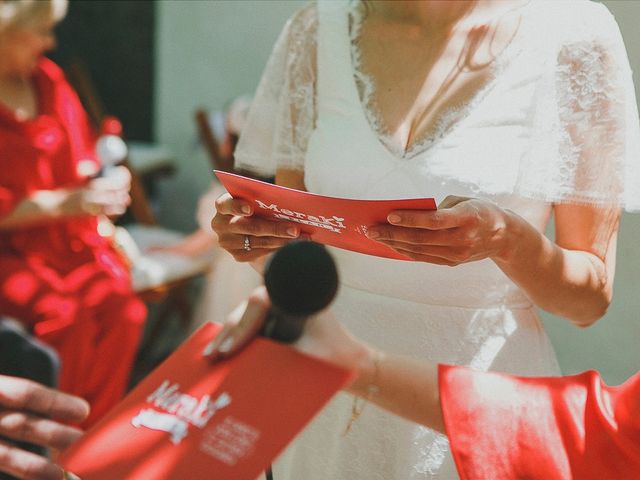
194, 108, 235, 173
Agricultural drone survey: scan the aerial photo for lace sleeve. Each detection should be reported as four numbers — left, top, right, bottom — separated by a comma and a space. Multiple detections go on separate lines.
517, 3, 640, 211
233, 3, 318, 177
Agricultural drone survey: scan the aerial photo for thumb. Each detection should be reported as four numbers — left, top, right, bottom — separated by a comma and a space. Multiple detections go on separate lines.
438, 195, 471, 209
205, 287, 270, 361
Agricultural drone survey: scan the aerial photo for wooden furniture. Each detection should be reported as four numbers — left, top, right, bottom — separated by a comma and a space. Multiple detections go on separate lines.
194, 107, 274, 183
194, 108, 234, 173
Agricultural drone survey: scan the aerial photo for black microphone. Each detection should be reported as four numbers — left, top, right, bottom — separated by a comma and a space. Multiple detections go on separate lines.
261, 241, 339, 343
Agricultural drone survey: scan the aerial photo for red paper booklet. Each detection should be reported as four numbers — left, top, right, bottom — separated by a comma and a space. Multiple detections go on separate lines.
59, 323, 352, 480
215, 171, 437, 260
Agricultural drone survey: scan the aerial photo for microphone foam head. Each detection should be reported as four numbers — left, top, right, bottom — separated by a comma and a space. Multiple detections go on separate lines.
264, 241, 339, 316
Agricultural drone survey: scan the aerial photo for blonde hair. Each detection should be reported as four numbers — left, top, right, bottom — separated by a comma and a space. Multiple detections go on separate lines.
0, 0, 68, 32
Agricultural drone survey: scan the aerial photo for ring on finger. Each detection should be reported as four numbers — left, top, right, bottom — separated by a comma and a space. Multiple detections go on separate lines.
243, 235, 252, 252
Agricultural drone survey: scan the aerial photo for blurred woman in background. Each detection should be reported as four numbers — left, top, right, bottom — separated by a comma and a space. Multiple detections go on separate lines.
0, 0, 146, 427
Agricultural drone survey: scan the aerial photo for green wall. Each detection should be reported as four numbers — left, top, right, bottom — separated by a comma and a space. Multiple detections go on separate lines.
155, 0, 303, 230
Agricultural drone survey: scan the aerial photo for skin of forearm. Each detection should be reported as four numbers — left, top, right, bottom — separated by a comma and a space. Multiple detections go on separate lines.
181, 228, 219, 256
493, 210, 611, 327
347, 348, 445, 433
0, 189, 78, 230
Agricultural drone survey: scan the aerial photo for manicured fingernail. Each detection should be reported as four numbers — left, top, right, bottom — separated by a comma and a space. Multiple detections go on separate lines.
387, 214, 401, 224
218, 337, 234, 353
241, 205, 251, 215
203, 342, 215, 357
366, 230, 379, 239
286, 227, 299, 237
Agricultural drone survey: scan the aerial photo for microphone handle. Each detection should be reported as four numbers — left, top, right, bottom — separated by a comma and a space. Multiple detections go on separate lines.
95, 164, 116, 178
260, 310, 308, 344
260, 312, 304, 480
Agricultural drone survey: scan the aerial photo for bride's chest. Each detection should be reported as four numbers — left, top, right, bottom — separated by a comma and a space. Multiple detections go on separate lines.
304, 67, 541, 204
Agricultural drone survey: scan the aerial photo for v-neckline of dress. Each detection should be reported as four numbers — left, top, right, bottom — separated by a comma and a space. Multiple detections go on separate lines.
0, 65, 48, 125
344, 0, 533, 162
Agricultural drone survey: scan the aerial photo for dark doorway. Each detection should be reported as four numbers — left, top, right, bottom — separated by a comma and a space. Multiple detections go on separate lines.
50, 0, 156, 141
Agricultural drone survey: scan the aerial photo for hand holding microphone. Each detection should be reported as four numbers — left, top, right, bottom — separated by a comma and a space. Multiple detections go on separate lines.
206, 240, 377, 395
205, 241, 340, 359
96, 116, 128, 175
71, 116, 132, 217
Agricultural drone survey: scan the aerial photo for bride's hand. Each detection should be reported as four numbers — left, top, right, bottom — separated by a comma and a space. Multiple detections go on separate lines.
365, 196, 514, 266
211, 193, 302, 262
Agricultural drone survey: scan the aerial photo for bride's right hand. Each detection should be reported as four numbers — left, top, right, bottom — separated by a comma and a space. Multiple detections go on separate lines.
211, 193, 302, 262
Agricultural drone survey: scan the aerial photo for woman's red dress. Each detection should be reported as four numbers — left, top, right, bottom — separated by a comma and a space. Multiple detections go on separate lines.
0, 58, 146, 426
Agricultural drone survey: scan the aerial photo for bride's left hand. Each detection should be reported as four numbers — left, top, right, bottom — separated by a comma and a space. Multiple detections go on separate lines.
365, 196, 513, 266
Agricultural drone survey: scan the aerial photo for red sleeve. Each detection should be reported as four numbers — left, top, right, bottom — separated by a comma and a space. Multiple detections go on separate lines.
0, 120, 31, 218
0, 185, 17, 218
439, 365, 640, 480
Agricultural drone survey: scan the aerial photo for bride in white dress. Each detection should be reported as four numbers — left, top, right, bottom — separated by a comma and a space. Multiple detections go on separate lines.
212, 0, 640, 478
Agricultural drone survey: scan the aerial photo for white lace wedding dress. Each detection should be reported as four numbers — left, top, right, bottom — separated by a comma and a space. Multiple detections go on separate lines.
234, 0, 640, 478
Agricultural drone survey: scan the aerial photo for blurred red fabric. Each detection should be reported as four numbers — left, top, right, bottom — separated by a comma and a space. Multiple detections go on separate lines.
0, 58, 145, 427
440, 365, 640, 479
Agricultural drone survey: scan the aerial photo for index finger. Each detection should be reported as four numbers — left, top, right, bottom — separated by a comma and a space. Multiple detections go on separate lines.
386, 208, 464, 230
214, 193, 252, 216
103, 165, 131, 186
0, 411, 84, 450
0, 376, 89, 423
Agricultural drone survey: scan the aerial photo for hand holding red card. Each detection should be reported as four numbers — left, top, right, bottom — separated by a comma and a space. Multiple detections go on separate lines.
59, 323, 353, 480
215, 171, 436, 260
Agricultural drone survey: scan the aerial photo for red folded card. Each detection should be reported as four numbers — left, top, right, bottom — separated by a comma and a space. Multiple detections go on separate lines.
215, 171, 437, 260
59, 323, 353, 480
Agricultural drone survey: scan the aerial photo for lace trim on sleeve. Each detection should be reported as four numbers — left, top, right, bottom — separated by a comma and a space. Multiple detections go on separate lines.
516, 3, 640, 211
555, 35, 627, 202
234, 3, 318, 177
